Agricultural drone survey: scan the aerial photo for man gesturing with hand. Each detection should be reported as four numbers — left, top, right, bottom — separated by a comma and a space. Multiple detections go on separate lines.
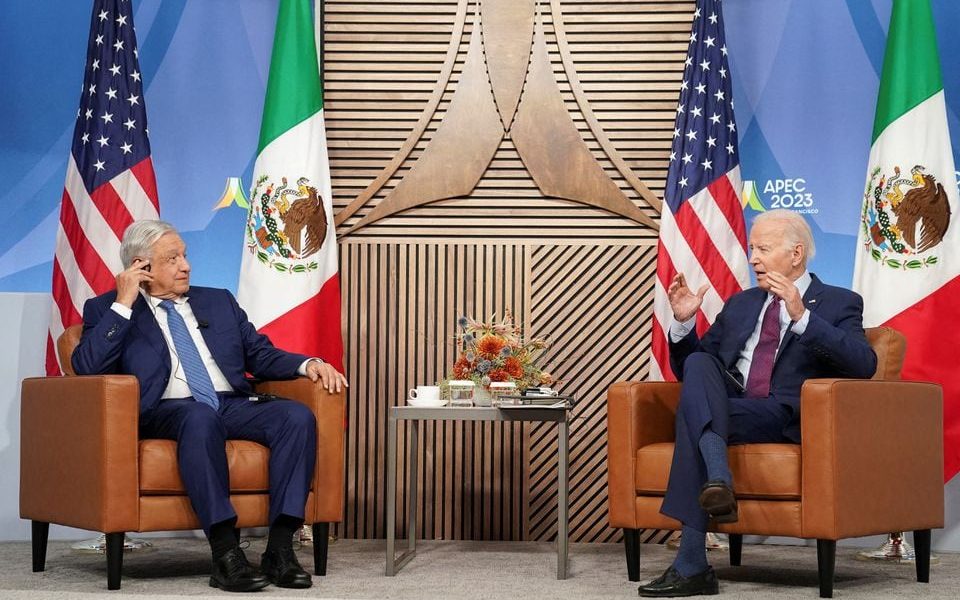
639, 209, 877, 598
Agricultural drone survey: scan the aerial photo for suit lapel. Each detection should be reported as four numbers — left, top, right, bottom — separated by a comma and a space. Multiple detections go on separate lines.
775, 273, 825, 360
185, 288, 223, 366
132, 295, 169, 363
728, 289, 766, 369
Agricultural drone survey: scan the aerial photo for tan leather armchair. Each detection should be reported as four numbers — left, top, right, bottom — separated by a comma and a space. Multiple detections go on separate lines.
607, 326, 944, 598
20, 325, 346, 590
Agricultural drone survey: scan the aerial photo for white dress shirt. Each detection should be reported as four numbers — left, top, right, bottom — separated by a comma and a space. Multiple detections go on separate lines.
110, 291, 318, 399
669, 271, 813, 380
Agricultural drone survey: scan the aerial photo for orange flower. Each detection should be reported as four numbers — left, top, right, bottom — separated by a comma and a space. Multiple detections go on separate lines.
477, 335, 506, 358
503, 356, 524, 378
452, 355, 472, 379
488, 369, 509, 382
538, 372, 554, 386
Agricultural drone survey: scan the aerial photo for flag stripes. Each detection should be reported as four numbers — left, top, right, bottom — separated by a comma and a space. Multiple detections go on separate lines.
649, 0, 750, 381
46, 0, 158, 374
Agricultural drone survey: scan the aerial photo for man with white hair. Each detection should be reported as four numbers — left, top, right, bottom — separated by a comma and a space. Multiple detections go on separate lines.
72, 220, 346, 592
639, 209, 877, 597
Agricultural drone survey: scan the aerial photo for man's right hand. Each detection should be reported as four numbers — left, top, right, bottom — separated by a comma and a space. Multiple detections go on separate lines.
116, 258, 153, 308
667, 272, 709, 322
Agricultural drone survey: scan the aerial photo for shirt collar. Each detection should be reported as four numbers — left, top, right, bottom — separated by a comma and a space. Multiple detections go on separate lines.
766, 270, 811, 302
141, 289, 187, 309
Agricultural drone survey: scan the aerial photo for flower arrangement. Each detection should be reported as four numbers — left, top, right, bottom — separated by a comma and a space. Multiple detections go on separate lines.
449, 312, 552, 392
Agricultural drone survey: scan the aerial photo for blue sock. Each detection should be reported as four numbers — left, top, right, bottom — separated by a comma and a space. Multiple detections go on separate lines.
672, 525, 709, 577
698, 430, 732, 485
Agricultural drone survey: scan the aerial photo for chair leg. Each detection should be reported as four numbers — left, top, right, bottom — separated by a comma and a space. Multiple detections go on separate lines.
728, 533, 742, 566
623, 528, 641, 582
913, 529, 931, 583
105, 532, 124, 590
816, 539, 836, 598
31, 521, 49, 572
312, 522, 329, 576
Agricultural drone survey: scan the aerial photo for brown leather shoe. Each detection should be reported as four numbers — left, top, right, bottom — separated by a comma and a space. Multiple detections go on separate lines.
698, 480, 738, 523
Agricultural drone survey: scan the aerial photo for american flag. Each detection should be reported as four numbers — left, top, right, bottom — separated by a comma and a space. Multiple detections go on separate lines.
650, 0, 750, 381
47, 0, 159, 375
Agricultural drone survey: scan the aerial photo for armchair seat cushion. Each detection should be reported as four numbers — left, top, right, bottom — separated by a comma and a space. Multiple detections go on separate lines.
635, 442, 801, 500
139, 440, 270, 494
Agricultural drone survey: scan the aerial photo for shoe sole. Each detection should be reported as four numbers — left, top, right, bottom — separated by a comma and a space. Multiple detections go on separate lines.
638, 583, 719, 597
209, 577, 270, 592
698, 486, 738, 523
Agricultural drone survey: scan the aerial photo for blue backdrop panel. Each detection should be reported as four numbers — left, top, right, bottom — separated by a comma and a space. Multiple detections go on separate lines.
1, 0, 958, 293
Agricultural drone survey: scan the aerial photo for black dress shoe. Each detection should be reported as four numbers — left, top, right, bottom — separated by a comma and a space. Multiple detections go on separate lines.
210, 546, 270, 592
638, 566, 718, 597
261, 546, 313, 589
698, 480, 738, 523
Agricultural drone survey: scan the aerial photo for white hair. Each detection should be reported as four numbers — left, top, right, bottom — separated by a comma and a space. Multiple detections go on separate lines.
120, 220, 177, 268
753, 209, 816, 262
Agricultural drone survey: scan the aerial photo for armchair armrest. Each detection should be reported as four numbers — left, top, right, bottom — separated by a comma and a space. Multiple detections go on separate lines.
20, 375, 140, 533
606, 381, 681, 528
254, 378, 346, 523
800, 378, 944, 540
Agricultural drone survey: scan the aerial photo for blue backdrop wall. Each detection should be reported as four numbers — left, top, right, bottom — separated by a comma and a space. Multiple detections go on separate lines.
1, 0, 959, 293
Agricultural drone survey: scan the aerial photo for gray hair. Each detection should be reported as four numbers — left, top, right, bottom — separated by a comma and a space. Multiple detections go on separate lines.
120, 220, 178, 268
753, 209, 816, 262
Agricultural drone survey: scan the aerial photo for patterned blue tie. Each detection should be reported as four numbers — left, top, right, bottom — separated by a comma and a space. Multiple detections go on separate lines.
159, 300, 220, 410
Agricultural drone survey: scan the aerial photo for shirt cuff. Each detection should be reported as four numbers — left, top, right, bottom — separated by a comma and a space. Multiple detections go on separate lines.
669, 317, 696, 343
790, 308, 811, 335
298, 357, 324, 375
111, 302, 133, 320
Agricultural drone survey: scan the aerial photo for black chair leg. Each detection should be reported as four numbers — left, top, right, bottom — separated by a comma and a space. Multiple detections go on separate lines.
816, 539, 836, 598
914, 529, 931, 583
31, 521, 49, 572
105, 532, 124, 590
313, 522, 329, 576
728, 533, 743, 566
623, 528, 641, 581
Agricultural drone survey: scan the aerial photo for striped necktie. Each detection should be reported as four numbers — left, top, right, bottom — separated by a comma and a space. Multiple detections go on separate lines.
159, 299, 220, 410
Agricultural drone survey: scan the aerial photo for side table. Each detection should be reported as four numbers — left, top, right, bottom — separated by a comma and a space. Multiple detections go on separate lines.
385, 405, 570, 579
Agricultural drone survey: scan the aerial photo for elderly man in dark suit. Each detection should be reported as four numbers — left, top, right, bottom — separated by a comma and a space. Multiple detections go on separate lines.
639, 209, 877, 597
72, 220, 347, 592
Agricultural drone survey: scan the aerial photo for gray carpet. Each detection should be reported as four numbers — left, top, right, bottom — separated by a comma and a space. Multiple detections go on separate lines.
0, 537, 955, 599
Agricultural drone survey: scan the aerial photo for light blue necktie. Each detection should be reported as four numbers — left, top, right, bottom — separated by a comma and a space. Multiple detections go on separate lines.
159, 299, 220, 410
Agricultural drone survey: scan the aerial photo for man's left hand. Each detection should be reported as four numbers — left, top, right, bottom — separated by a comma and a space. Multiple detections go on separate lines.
305, 360, 348, 393
765, 271, 806, 321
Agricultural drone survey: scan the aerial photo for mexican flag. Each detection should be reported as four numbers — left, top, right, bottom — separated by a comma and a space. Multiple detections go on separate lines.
852, 0, 959, 481
237, 0, 343, 372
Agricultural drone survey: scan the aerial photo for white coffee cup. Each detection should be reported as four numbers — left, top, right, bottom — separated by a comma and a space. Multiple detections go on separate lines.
409, 385, 441, 402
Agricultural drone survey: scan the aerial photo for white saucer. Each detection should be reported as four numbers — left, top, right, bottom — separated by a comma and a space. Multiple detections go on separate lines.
407, 398, 448, 407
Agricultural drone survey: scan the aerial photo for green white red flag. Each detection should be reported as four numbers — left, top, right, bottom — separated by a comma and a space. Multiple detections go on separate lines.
852, 0, 959, 480
238, 0, 343, 371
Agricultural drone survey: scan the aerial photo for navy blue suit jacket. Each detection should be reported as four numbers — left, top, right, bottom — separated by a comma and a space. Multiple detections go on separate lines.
668, 274, 877, 439
72, 286, 309, 418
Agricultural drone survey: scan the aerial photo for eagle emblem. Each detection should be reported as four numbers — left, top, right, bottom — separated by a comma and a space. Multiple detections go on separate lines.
861, 165, 952, 270
245, 175, 328, 273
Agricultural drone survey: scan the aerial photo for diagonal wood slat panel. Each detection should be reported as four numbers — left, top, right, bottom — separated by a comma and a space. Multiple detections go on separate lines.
326, 0, 697, 542
527, 244, 655, 542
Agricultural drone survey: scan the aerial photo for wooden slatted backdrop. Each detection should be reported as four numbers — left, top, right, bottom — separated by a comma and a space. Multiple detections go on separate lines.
326, 0, 695, 542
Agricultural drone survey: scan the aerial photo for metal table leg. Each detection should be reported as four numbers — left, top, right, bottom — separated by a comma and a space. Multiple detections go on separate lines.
557, 417, 569, 579
386, 412, 397, 575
